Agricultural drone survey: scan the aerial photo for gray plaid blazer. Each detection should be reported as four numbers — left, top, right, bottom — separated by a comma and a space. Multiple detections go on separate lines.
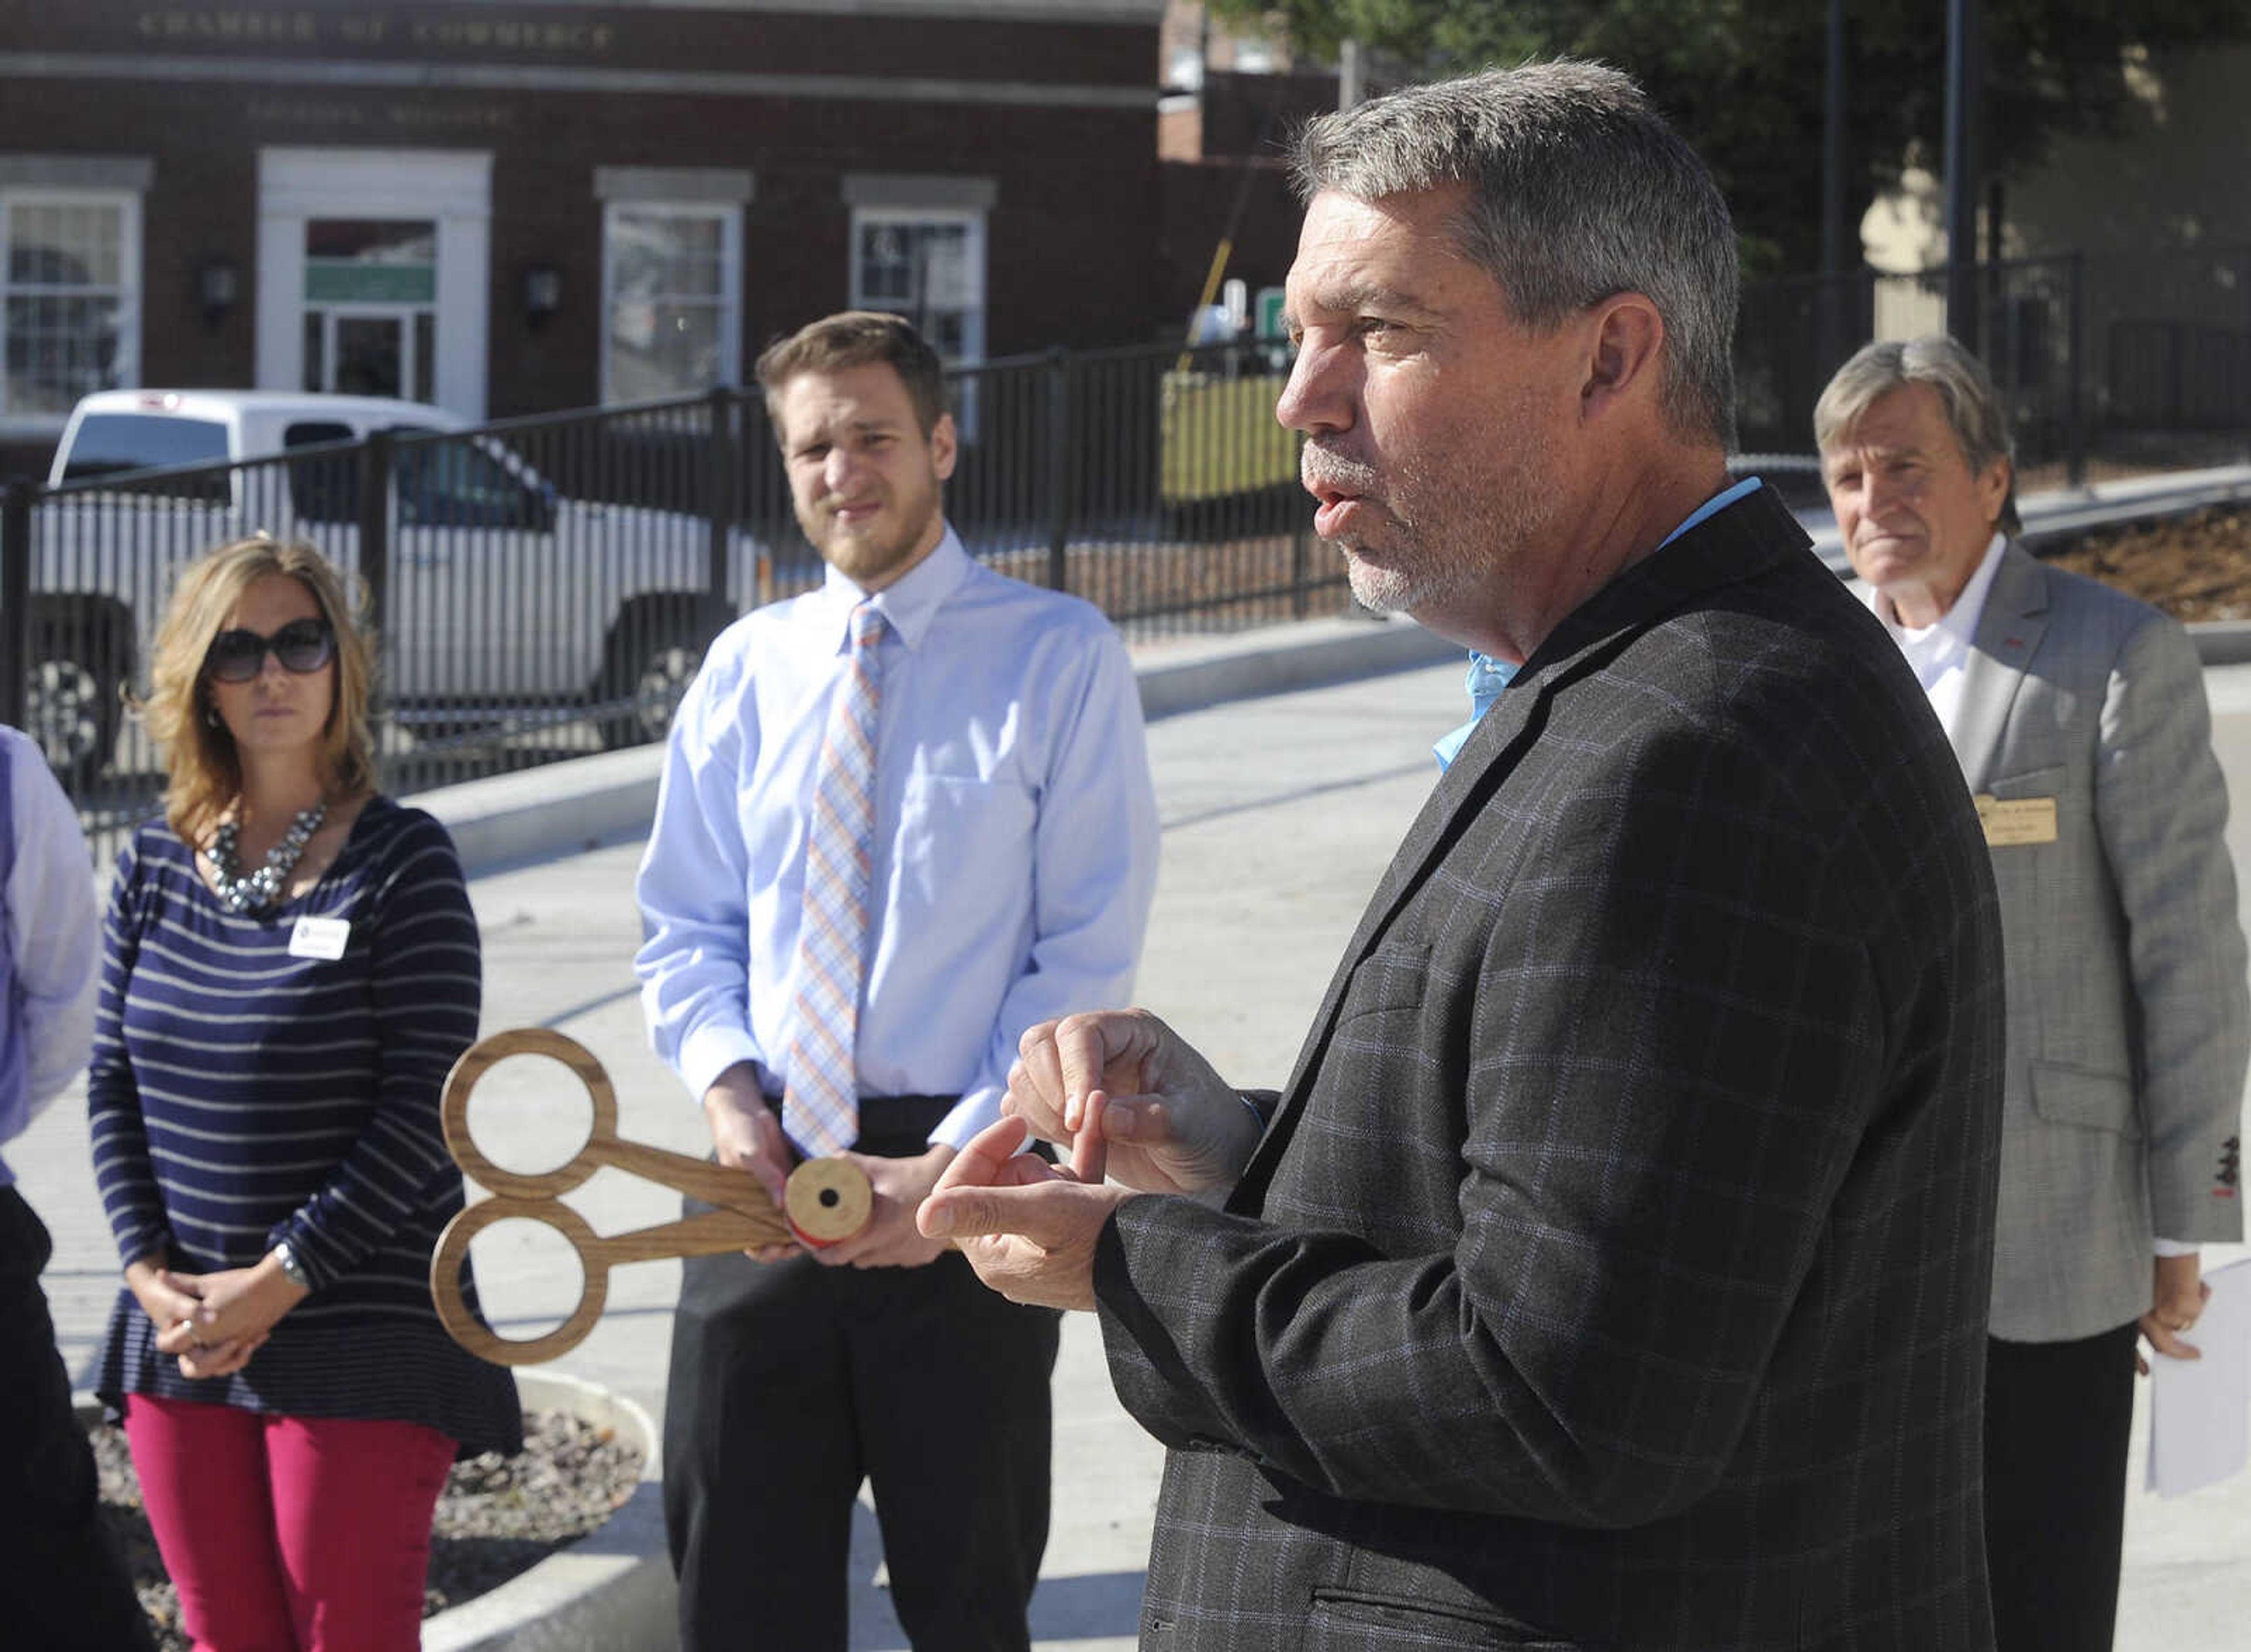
1093, 487, 2008, 1651
1947, 543, 2247, 1341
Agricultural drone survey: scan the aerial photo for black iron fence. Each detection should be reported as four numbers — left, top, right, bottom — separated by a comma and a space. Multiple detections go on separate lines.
0, 339, 1340, 865
1735, 243, 2251, 490
11, 247, 2251, 865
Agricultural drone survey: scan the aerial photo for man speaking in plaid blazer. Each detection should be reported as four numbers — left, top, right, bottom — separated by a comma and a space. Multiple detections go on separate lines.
923, 62, 2009, 1651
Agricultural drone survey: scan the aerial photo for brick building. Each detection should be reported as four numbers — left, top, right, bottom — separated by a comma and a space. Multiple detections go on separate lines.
0, 0, 1169, 474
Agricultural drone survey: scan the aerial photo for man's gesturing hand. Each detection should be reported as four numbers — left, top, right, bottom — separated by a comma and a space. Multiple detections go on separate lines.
1007, 1009, 1260, 1198
917, 1111, 1132, 1311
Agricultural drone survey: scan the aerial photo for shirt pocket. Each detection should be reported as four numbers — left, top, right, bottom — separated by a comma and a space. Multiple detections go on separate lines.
895, 771, 1037, 900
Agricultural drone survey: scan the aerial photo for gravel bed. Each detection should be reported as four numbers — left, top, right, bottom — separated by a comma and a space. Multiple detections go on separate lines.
93, 1409, 644, 1651
2045, 503, 2251, 622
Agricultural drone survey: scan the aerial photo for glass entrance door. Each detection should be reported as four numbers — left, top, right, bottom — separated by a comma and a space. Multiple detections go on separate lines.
302, 306, 436, 400
302, 219, 437, 402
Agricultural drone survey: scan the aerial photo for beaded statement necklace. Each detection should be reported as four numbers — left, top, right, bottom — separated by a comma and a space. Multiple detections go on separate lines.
209, 802, 328, 915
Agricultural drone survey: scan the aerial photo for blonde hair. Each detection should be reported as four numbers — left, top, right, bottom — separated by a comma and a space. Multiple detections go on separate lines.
143, 534, 378, 844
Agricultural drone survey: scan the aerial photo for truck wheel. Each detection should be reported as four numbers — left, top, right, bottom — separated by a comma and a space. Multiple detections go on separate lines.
597, 626, 709, 750
25, 631, 123, 790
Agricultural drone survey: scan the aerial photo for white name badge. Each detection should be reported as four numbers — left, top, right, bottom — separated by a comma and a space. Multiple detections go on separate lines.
288, 916, 352, 961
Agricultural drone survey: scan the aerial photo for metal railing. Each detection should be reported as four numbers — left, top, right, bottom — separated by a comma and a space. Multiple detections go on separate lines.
1, 339, 1343, 865
1735, 243, 2251, 491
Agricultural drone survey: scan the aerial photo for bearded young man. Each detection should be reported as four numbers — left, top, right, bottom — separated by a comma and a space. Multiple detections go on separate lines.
633, 310, 1158, 1651
922, 64, 2009, 1650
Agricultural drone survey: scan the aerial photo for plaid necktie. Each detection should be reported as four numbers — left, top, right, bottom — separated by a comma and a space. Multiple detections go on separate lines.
782, 600, 885, 1157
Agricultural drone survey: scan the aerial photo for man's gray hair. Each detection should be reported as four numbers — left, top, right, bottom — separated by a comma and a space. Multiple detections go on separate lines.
1814, 334, 2021, 535
1291, 60, 1738, 447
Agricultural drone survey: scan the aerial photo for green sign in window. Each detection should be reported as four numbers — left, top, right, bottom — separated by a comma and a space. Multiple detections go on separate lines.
305, 261, 436, 304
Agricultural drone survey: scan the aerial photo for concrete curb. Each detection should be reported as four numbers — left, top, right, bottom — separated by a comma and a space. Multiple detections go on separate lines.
417, 614, 1460, 879
1131, 614, 1458, 723
2191, 621, 2251, 669
423, 1371, 671, 1652
415, 745, 666, 881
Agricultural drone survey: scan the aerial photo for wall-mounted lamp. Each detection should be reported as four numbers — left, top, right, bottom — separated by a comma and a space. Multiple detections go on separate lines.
523, 263, 562, 329
197, 258, 240, 329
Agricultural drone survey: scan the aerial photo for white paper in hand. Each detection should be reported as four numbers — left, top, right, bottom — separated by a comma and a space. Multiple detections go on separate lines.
2148, 1257, 2251, 1499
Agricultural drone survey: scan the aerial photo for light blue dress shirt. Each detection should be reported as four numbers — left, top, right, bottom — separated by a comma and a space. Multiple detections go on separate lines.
1433, 477, 1766, 771
0, 725, 98, 1185
634, 528, 1160, 1152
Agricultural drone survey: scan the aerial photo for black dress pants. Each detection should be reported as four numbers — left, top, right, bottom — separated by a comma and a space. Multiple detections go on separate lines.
663, 1119, 1062, 1652
0, 1184, 156, 1651
1984, 1323, 2141, 1652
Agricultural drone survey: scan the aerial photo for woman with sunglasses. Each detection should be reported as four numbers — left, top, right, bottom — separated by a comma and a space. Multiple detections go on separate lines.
86, 533, 518, 1651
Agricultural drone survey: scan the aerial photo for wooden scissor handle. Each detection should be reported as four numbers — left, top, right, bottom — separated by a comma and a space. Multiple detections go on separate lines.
431, 1027, 886, 1366
440, 1026, 616, 1200
430, 1195, 609, 1367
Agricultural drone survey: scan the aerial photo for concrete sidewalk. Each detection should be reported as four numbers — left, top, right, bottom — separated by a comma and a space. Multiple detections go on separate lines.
21, 619, 2251, 1649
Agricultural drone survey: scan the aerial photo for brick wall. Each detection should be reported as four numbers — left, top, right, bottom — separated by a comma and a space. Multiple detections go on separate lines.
0, 0, 1166, 429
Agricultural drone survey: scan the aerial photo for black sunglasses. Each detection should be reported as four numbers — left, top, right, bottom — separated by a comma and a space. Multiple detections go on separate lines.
205, 618, 336, 683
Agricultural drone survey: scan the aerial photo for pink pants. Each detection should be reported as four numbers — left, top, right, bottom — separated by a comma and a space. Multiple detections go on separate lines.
123, 1394, 458, 1652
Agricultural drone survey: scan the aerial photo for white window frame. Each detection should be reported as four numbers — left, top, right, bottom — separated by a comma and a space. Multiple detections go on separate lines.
0, 187, 141, 430
849, 204, 987, 437
599, 199, 743, 407
258, 148, 492, 423
849, 205, 987, 369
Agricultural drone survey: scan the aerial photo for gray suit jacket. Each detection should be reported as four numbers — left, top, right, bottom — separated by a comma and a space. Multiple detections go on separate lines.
1095, 489, 2007, 1650
1944, 542, 2247, 1341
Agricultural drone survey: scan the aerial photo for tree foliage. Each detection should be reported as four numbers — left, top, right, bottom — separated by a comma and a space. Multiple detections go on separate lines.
1206, 0, 2251, 273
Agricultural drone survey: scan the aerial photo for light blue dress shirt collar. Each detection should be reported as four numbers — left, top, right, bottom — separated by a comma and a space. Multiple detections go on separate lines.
1433, 477, 1765, 771
1431, 654, 1521, 771
1657, 475, 1763, 552
816, 524, 975, 654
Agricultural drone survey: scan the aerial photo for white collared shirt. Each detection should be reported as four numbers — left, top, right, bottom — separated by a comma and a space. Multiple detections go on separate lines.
1863, 538, 2201, 1259
1862, 531, 2009, 740
633, 526, 1159, 1150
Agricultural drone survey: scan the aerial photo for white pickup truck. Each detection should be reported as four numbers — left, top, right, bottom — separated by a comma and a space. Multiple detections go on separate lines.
29, 389, 769, 781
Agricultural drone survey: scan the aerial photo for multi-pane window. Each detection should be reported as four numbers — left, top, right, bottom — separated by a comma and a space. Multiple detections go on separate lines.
1, 192, 139, 420
603, 203, 741, 404
850, 209, 985, 369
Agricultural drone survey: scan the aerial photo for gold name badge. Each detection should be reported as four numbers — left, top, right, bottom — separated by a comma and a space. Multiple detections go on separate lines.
1974, 794, 2059, 847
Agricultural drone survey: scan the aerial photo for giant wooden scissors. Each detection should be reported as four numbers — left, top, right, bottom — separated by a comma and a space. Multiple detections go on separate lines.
430, 1028, 873, 1366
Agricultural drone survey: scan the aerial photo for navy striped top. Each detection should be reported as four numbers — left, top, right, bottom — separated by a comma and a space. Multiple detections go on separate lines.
90, 797, 519, 1456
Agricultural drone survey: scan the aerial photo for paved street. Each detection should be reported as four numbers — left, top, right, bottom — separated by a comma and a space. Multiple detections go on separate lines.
19, 652, 2251, 1649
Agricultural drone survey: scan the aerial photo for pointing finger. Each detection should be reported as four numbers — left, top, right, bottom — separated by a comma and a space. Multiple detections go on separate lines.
1070, 1090, 1110, 1185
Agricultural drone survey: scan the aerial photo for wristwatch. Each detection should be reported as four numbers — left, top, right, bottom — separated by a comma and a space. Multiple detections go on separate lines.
271, 1239, 311, 1290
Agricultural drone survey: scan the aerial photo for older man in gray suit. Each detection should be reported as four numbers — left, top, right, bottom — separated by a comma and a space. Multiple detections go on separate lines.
1817, 333, 2249, 1652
